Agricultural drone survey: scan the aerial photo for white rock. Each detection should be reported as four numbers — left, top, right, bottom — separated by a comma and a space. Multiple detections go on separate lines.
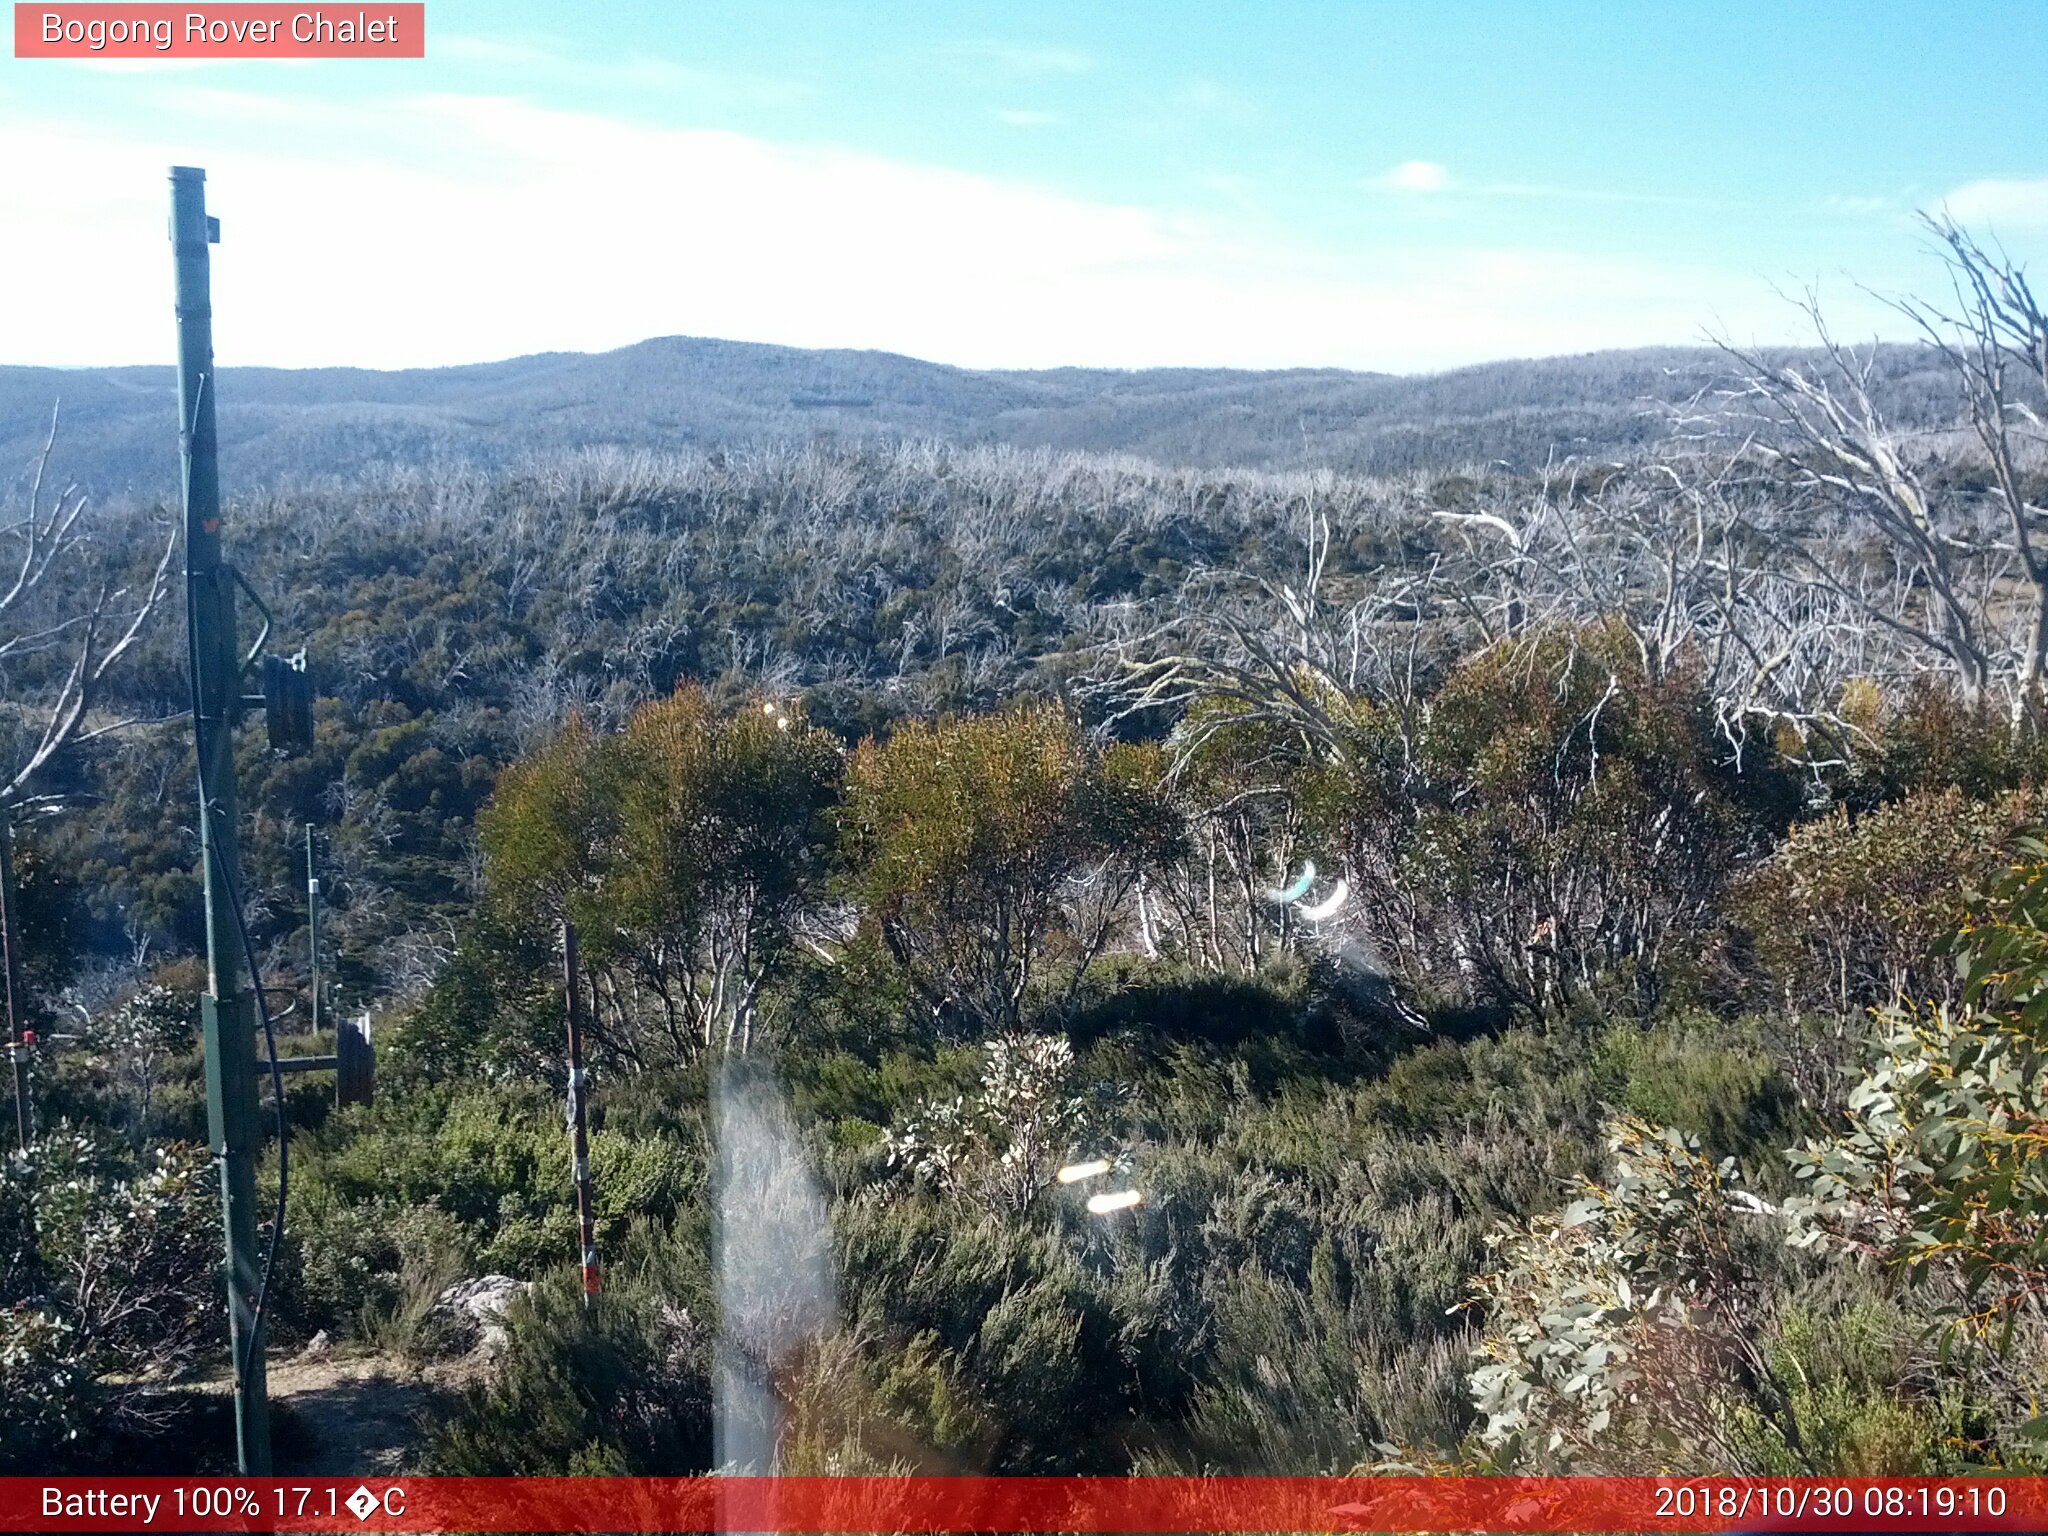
432, 1274, 530, 1352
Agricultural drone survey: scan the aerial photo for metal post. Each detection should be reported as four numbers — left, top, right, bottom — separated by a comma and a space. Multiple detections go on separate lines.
173, 164, 270, 1475
0, 820, 27, 1151
306, 823, 320, 1040
4, 1043, 22, 1154
562, 919, 600, 1312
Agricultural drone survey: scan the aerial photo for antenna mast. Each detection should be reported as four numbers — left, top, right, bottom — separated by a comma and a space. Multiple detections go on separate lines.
172, 164, 271, 1475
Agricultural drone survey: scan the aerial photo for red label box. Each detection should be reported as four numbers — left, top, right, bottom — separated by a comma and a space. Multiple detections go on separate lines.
13, 3, 425, 58
1, 1477, 2045, 1534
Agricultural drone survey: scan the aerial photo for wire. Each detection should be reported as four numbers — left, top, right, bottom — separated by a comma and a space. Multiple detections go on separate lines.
183, 515, 288, 1420
217, 848, 288, 1410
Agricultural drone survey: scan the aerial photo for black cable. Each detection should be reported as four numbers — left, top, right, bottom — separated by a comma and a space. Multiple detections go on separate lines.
217, 848, 288, 1409
183, 534, 288, 1416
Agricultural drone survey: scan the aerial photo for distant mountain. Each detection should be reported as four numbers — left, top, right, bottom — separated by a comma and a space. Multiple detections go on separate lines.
0, 334, 1960, 498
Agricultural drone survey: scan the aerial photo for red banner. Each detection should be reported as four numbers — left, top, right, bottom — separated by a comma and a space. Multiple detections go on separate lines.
13, 4, 424, 58
1, 1476, 2044, 1533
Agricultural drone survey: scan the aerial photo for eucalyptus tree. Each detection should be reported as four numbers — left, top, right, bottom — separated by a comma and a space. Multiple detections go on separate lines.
841, 701, 1179, 1036
481, 686, 843, 1063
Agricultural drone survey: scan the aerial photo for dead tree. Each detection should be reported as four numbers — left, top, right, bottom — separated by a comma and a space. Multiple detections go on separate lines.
0, 404, 179, 821
1715, 299, 2000, 711
1090, 506, 1448, 773
1894, 214, 2048, 725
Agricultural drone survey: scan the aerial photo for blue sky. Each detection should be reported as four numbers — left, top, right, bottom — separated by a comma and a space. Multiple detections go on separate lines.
5, 0, 2046, 371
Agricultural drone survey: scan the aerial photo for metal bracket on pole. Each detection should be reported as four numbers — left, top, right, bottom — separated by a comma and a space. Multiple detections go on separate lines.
337, 1013, 375, 1107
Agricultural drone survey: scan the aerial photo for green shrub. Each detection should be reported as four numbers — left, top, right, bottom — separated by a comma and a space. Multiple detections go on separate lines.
1738, 1294, 1954, 1474
292, 1084, 692, 1290
1181, 1262, 1470, 1472
842, 703, 1178, 1037
1465, 1117, 1776, 1472
14, 1128, 217, 1372
836, 1196, 1148, 1471
0, 1127, 219, 1468
1331, 623, 1795, 1018
1595, 1020, 1803, 1172
0, 1305, 99, 1472
1734, 787, 2046, 1016
480, 686, 844, 1061
428, 1232, 714, 1474
1852, 680, 2048, 803
1783, 846, 2048, 1457
879, 1034, 1126, 1216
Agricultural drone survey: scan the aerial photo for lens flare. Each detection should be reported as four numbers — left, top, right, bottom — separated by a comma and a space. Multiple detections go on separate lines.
1086, 1189, 1143, 1214
1264, 862, 1315, 904
1297, 877, 1350, 922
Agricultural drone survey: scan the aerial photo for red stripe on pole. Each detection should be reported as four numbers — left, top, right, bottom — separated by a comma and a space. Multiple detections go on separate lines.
1, 1477, 2043, 1533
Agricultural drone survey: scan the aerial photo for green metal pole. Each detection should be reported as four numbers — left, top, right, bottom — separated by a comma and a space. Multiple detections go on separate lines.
172, 164, 271, 1475
306, 823, 320, 1042
0, 820, 28, 1150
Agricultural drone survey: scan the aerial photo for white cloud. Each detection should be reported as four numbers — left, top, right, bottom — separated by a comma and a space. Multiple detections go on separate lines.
432, 34, 809, 107
932, 41, 1094, 76
0, 91, 1902, 373
433, 34, 560, 67
1370, 161, 1733, 208
1943, 177, 2048, 230
1822, 193, 1895, 216
1377, 159, 1452, 193
1172, 79, 1258, 125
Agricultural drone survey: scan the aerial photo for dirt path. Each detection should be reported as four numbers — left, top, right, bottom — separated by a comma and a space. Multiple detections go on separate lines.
192, 1349, 479, 1476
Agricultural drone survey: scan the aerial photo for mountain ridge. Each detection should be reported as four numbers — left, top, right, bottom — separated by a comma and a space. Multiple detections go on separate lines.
0, 332, 1954, 495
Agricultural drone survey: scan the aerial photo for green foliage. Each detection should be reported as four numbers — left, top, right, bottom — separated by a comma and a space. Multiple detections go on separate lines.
1181, 1260, 1470, 1472
1336, 623, 1793, 1018
429, 1255, 714, 1475
285, 1083, 695, 1330
9, 832, 85, 1004
1151, 701, 1315, 974
880, 1034, 1125, 1215
0, 1305, 97, 1472
0, 1126, 218, 1469
1851, 680, 2048, 803
1735, 787, 2047, 1015
867, 1328, 995, 1464
785, 1043, 979, 1136
10, 1128, 218, 1371
835, 1196, 1164, 1472
1737, 1295, 1961, 1475
281, 1187, 468, 1345
481, 686, 842, 1059
45, 985, 199, 1146
1785, 844, 2048, 1363
385, 929, 557, 1084
843, 703, 1178, 1035
1594, 1021, 1803, 1171
1465, 1117, 1775, 1472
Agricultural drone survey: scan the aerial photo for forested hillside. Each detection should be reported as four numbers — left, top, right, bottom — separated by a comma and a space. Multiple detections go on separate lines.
3, 224, 2046, 1479
0, 335, 1966, 495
